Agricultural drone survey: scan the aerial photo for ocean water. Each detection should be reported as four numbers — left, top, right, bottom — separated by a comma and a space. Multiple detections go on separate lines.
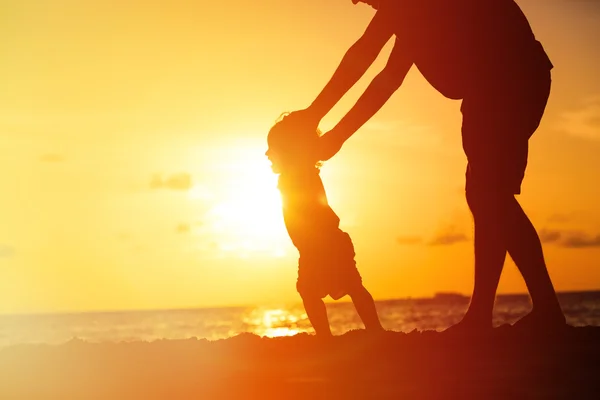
0, 291, 598, 348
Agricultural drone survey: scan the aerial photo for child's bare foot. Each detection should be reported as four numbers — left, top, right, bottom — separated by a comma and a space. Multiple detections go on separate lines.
366, 324, 385, 333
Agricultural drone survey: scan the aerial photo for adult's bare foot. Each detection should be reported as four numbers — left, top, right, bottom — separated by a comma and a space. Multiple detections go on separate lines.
512, 311, 568, 333
444, 316, 493, 335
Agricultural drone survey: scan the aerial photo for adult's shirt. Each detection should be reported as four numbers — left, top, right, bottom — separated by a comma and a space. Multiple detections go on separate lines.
379, 0, 553, 99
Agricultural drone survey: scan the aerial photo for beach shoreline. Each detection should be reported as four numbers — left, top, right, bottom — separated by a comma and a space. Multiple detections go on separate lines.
1, 325, 598, 399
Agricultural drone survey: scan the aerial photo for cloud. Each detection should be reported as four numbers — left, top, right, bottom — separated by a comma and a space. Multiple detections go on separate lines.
396, 236, 422, 245
429, 232, 469, 246
0, 245, 15, 258
150, 173, 192, 191
176, 223, 191, 234
117, 232, 131, 241
363, 119, 432, 134
428, 226, 469, 246
558, 96, 600, 141
539, 228, 600, 248
546, 213, 574, 224
539, 229, 562, 244
362, 120, 402, 133
39, 153, 65, 163
561, 232, 600, 249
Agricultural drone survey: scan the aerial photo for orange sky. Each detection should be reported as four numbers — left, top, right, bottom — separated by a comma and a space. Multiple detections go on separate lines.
1, 0, 600, 314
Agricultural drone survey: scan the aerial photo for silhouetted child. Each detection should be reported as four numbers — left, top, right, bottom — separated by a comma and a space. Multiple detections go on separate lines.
266, 112, 384, 336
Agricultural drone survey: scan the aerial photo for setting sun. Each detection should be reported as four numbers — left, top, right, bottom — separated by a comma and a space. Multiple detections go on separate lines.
191, 144, 291, 259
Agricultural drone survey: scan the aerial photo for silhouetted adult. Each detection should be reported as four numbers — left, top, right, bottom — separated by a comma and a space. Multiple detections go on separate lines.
294, 0, 566, 331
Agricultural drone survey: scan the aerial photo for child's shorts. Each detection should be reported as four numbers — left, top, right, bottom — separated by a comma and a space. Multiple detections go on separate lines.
296, 231, 363, 300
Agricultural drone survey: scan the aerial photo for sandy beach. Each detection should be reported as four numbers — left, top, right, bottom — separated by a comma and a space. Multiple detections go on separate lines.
1, 325, 598, 400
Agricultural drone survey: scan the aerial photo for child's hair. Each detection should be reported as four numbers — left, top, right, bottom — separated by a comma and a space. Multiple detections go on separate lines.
267, 112, 323, 169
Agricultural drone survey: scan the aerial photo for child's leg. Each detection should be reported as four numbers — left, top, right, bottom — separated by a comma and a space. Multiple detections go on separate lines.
301, 294, 332, 336
348, 285, 384, 331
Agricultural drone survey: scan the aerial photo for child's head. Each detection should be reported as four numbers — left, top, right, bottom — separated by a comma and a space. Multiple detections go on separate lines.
266, 112, 321, 174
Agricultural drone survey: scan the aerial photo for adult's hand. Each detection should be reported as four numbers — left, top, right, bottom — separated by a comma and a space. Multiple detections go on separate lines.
286, 107, 321, 132
318, 129, 346, 161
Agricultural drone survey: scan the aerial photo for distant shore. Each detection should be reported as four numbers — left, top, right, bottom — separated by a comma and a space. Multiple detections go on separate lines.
2, 289, 599, 317
1, 325, 598, 399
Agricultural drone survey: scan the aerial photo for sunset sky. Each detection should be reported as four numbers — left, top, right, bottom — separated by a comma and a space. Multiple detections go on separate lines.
1, 0, 599, 314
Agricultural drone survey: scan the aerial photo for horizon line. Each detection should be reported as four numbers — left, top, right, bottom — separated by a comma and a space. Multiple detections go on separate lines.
1, 289, 599, 318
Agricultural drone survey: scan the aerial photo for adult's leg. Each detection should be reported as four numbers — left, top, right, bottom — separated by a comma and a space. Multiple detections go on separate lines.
505, 198, 565, 325
458, 189, 509, 329
462, 190, 563, 328
503, 74, 564, 326
452, 70, 564, 330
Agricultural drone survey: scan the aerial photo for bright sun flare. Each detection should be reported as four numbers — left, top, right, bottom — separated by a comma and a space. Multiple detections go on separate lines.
189, 144, 292, 259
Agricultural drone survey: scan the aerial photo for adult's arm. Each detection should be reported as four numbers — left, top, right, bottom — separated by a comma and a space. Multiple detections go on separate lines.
318, 38, 413, 160
306, 11, 395, 121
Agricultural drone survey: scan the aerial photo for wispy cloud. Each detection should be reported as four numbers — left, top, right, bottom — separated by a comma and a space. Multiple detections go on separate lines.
561, 232, 600, 248
117, 232, 131, 241
546, 213, 575, 224
0, 245, 15, 258
362, 120, 430, 133
176, 223, 191, 234
150, 173, 193, 191
396, 224, 471, 247
428, 226, 470, 246
39, 153, 65, 163
429, 232, 469, 246
558, 95, 600, 141
399, 225, 600, 248
540, 228, 600, 248
396, 235, 422, 245
539, 229, 562, 244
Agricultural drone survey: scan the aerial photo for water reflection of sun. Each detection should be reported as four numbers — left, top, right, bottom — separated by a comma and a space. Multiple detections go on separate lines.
245, 308, 310, 337
189, 144, 292, 258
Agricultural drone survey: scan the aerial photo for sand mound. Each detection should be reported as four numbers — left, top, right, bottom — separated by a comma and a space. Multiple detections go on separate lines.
1, 325, 598, 399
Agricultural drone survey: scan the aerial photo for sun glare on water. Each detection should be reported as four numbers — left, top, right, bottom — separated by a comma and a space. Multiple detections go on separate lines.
190, 143, 292, 259
244, 308, 308, 337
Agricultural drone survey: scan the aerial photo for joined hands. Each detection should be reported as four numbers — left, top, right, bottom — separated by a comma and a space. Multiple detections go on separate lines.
289, 107, 347, 161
